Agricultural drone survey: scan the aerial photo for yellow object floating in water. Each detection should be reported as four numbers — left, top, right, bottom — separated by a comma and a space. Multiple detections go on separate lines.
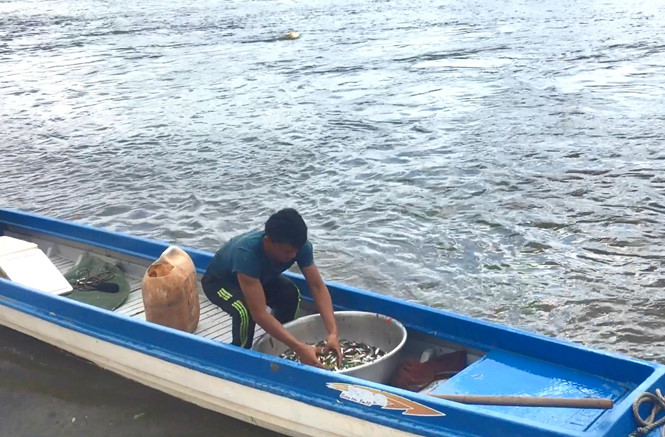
284, 31, 300, 40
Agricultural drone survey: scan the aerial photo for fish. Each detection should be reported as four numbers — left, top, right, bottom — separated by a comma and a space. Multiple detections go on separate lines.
279, 339, 387, 370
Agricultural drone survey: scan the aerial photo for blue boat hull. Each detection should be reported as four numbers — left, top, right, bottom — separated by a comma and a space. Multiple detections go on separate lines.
1, 208, 663, 436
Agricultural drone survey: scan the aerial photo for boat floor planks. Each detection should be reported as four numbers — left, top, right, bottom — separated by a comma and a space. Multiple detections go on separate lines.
5, 229, 263, 346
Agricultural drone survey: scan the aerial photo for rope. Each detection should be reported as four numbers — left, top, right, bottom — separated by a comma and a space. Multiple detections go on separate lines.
630, 389, 665, 437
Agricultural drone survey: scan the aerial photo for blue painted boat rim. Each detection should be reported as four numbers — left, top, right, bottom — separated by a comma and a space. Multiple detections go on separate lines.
0, 207, 660, 380
2, 207, 665, 436
2, 277, 596, 437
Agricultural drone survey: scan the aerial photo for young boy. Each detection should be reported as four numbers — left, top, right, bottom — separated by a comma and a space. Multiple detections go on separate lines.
202, 208, 340, 367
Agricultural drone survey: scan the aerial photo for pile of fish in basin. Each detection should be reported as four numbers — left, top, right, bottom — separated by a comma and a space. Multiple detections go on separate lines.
253, 311, 407, 384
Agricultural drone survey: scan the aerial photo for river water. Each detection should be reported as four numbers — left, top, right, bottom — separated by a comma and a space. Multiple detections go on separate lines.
1, 0, 665, 435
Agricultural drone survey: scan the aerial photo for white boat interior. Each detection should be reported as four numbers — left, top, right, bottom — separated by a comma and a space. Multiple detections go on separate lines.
3, 224, 484, 376
1, 227, 272, 344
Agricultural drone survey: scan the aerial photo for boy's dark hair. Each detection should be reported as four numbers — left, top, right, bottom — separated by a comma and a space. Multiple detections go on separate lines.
265, 208, 308, 248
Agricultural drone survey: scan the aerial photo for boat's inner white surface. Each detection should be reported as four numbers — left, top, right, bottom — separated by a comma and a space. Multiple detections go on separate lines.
4, 225, 482, 366
3, 227, 273, 344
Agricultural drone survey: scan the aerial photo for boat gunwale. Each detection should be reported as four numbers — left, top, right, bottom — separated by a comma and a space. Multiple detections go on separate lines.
2, 208, 664, 436
1, 277, 590, 437
0, 208, 655, 380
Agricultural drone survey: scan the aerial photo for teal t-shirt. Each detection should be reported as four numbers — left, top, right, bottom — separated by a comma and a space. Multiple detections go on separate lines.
205, 230, 314, 286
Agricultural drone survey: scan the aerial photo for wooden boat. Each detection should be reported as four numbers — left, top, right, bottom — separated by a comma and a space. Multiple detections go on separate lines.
1, 207, 663, 437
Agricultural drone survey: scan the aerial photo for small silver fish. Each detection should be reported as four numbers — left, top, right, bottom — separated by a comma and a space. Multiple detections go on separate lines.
279, 338, 387, 370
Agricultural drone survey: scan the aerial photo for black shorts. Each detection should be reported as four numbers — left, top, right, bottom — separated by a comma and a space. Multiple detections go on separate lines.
201, 274, 301, 349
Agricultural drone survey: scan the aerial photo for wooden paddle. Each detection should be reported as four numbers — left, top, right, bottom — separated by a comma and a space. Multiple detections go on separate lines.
429, 394, 614, 409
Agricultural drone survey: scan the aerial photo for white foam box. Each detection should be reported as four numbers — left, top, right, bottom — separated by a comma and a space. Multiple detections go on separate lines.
0, 236, 72, 295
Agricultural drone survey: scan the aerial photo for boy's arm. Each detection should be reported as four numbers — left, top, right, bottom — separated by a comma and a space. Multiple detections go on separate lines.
300, 265, 341, 364
237, 272, 322, 367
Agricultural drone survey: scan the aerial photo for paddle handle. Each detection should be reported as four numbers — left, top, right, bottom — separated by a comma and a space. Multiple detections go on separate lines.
430, 394, 613, 409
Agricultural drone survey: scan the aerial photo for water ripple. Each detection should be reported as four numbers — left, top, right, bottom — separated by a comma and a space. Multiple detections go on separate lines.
1, 0, 665, 368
